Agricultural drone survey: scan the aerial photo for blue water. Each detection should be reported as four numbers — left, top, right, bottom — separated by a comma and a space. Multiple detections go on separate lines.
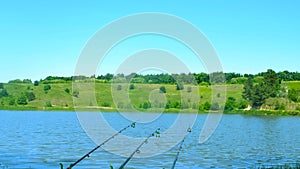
0, 110, 300, 169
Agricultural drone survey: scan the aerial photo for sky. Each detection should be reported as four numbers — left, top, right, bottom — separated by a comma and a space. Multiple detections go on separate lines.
0, 0, 299, 82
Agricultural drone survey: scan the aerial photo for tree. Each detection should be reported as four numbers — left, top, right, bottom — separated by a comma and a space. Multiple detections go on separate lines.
242, 69, 281, 109
129, 84, 135, 90
8, 97, 15, 105
187, 86, 192, 93
44, 85, 51, 93
288, 89, 298, 102
211, 102, 220, 110
45, 101, 52, 107
263, 69, 281, 97
34, 80, 39, 86
0, 89, 8, 97
0, 83, 3, 89
201, 101, 211, 111
242, 78, 254, 101
26, 92, 36, 101
65, 88, 70, 94
72, 90, 79, 98
159, 86, 166, 93
225, 97, 237, 111
17, 95, 28, 105
117, 85, 122, 91
176, 83, 184, 90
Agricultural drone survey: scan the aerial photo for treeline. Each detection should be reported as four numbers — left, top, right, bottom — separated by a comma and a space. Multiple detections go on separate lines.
5, 70, 300, 85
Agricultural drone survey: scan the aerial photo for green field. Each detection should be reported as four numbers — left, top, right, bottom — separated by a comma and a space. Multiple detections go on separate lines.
0, 81, 300, 115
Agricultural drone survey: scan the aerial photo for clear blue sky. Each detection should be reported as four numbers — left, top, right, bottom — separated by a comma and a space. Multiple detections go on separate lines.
0, 1, 299, 82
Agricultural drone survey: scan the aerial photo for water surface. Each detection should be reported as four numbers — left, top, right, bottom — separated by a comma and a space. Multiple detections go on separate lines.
0, 111, 299, 169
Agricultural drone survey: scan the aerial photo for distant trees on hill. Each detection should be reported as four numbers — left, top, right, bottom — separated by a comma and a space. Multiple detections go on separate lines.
3, 70, 300, 85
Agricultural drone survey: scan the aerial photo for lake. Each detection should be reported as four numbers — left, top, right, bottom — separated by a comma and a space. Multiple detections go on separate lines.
0, 110, 300, 169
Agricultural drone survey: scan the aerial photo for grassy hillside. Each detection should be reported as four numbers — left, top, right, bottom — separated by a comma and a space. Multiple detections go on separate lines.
0, 81, 300, 115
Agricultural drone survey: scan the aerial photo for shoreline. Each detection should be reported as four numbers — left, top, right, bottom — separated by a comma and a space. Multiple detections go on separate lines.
1, 106, 299, 116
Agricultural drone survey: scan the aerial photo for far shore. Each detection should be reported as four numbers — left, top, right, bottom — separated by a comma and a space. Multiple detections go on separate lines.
1, 106, 299, 116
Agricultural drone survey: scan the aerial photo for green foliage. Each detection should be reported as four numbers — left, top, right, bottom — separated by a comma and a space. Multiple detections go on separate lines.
211, 102, 220, 110
176, 83, 184, 90
165, 100, 181, 109
187, 86, 192, 93
130, 77, 145, 83
243, 69, 281, 109
26, 92, 36, 101
210, 72, 226, 84
0, 89, 9, 97
34, 80, 39, 86
274, 101, 286, 110
0, 83, 3, 89
200, 101, 211, 111
8, 79, 32, 83
117, 85, 122, 91
65, 88, 70, 94
238, 100, 248, 109
288, 89, 299, 102
8, 97, 15, 105
72, 90, 79, 98
45, 101, 52, 107
8, 79, 23, 83
101, 102, 111, 107
44, 85, 51, 93
242, 78, 254, 100
140, 101, 151, 109
17, 95, 28, 105
225, 97, 237, 111
129, 84, 135, 90
159, 86, 166, 93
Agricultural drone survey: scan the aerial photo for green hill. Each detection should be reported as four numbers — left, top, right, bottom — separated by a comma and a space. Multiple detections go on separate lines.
0, 80, 300, 115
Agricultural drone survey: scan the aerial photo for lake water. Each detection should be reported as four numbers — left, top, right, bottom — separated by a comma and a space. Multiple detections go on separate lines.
0, 110, 300, 169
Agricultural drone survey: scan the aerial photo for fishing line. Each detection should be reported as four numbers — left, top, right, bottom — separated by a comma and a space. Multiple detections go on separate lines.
118, 128, 161, 169
171, 127, 192, 169
61, 122, 136, 169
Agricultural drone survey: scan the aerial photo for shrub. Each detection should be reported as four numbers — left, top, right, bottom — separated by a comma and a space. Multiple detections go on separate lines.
187, 86, 192, 93
0, 89, 9, 97
159, 86, 166, 93
8, 98, 15, 105
211, 102, 220, 110
140, 101, 151, 109
101, 102, 111, 107
45, 101, 52, 107
72, 90, 79, 98
65, 88, 70, 94
26, 92, 36, 101
44, 85, 51, 93
17, 95, 27, 105
117, 85, 122, 91
129, 84, 135, 90
176, 83, 184, 90
34, 80, 39, 86
201, 101, 211, 111
238, 100, 248, 109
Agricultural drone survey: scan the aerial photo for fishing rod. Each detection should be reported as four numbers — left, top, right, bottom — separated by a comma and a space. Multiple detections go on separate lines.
171, 127, 192, 169
63, 122, 136, 169
118, 128, 160, 169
